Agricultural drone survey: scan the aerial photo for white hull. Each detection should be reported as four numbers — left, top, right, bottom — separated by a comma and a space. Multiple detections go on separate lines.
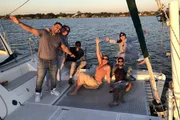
0, 56, 165, 119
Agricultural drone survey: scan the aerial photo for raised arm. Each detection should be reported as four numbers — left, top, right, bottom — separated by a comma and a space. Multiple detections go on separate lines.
105, 65, 111, 86
96, 37, 103, 65
60, 44, 75, 58
10, 16, 39, 36
106, 37, 118, 44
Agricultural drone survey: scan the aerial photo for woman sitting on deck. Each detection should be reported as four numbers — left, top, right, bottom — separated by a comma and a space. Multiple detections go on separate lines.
68, 38, 111, 95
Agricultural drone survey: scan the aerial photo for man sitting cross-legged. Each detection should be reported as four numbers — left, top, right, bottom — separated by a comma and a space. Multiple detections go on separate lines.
108, 57, 133, 107
68, 38, 111, 95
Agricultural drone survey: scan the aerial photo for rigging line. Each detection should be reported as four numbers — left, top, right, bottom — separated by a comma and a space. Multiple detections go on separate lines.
1, 0, 30, 19
156, 2, 180, 47
169, 34, 180, 61
171, 55, 180, 87
8, 0, 30, 16
0, 0, 30, 33
155, 0, 163, 10
172, 90, 180, 119
155, 0, 180, 59
169, 24, 180, 46
159, 24, 165, 73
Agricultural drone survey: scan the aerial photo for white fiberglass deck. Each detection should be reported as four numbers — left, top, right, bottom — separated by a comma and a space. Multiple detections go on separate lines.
5, 103, 161, 120
5, 65, 161, 120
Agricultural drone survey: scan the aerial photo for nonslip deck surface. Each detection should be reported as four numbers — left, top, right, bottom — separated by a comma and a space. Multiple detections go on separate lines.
57, 81, 149, 115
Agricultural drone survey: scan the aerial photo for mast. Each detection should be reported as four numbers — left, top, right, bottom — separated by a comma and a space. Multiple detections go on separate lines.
169, 0, 180, 119
126, 0, 161, 103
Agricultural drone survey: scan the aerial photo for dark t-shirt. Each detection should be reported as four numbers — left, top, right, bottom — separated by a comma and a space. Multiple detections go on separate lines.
37, 29, 62, 60
66, 47, 84, 62
114, 67, 127, 82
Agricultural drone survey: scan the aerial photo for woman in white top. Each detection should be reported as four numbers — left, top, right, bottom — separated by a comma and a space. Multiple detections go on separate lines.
106, 32, 127, 59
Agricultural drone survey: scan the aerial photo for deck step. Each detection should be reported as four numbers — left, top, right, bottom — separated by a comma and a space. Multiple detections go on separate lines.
5, 71, 36, 91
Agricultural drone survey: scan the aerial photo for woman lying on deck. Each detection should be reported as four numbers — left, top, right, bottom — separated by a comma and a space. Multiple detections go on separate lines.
68, 38, 111, 95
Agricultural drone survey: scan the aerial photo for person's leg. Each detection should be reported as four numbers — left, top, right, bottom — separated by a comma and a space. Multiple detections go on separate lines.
69, 62, 76, 78
69, 62, 76, 85
68, 73, 98, 95
49, 60, 59, 96
57, 55, 65, 81
36, 59, 48, 93
35, 59, 48, 102
108, 88, 119, 107
74, 61, 87, 76
119, 82, 133, 103
45, 72, 50, 91
68, 77, 82, 95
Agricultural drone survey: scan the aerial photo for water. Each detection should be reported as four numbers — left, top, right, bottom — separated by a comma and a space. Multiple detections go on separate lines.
0, 16, 171, 79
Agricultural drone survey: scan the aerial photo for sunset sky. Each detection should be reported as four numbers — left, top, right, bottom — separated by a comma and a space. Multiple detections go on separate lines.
0, 0, 174, 15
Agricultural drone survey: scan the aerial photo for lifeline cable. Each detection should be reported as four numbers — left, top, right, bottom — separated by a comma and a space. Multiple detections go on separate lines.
1, 0, 30, 19
0, 0, 30, 32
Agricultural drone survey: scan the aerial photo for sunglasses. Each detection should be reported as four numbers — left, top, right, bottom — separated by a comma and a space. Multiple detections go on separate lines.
61, 28, 69, 33
76, 44, 81, 47
102, 57, 109, 60
118, 60, 124, 63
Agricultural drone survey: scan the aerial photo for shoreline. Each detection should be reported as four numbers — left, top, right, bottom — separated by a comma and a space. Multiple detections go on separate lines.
0, 11, 158, 20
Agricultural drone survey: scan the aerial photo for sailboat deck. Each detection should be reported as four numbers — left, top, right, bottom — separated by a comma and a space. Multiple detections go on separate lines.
5, 80, 161, 120
5, 66, 161, 120
57, 81, 149, 115
6, 103, 161, 120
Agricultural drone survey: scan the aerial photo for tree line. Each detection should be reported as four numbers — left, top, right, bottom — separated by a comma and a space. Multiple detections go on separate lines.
0, 11, 167, 19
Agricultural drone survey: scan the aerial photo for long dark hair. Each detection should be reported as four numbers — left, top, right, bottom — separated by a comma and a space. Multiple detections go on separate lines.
117, 32, 126, 43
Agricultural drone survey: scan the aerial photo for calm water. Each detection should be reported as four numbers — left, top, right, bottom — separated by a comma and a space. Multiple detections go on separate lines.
0, 16, 171, 79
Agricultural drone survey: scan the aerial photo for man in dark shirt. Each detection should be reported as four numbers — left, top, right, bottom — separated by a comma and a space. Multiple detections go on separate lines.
66, 41, 86, 85
10, 16, 75, 102
109, 57, 133, 107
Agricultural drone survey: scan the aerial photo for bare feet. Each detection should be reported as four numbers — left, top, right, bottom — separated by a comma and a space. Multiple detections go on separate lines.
68, 91, 77, 96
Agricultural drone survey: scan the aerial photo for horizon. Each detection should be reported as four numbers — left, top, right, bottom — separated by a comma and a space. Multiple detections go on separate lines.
0, 0, 173, 15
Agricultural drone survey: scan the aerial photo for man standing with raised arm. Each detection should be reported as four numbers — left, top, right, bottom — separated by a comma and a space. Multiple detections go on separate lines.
10, 16, 75, 102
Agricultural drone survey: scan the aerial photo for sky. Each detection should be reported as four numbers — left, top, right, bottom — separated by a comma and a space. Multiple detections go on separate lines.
0, 0, 174, 15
